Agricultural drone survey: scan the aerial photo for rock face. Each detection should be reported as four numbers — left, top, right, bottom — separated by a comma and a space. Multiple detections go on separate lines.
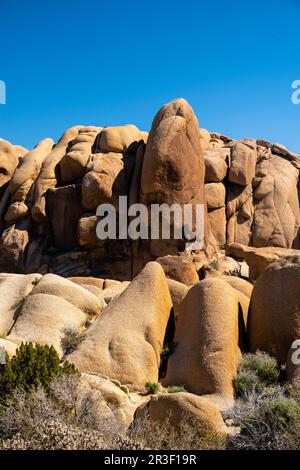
156, 255, 199, 286
163, 278, 248, 410
226, 242, 300, 280
139, 98, 214, 261
5, 138, 54, 223
248, 256, 300, 364
66, 262, 172, 389
0, 98, 299, 280
134, 392, 227, 436
0, 273, 42, 335
0, 140, 18, 191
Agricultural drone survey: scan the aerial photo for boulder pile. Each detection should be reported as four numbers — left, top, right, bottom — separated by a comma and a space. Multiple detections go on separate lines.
1, 97, 300, 437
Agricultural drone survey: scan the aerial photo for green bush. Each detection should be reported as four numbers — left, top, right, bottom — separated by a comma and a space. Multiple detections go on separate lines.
145, 381, 162, 394
0, 343, 77, 404
233, 352, 280, 397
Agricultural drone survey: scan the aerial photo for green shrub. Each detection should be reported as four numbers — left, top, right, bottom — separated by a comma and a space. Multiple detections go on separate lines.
0, 343, 78, 404
233, 370, 264, 396
61, 328, 86, 355
166, 386, 187, 393
233, 352, 280, 397
145, 382, 162, 395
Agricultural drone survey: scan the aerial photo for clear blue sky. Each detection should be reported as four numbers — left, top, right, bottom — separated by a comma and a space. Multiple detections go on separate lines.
0, 0, 300, 152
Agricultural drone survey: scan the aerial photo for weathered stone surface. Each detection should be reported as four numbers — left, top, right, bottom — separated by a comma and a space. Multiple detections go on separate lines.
0, 140, 18, 190
226, 183, 253, 246
156, 255, 199, 286
46, 184, 84, 250
253, 154, 300, 248
226, 242, 300, 280
82, 152, 135, 210
98, 125, 147, 153
60, 126, 101, 184
0, 338, 18, 358
66, 262, 172, 390
204, 149, 228, 183
163, 278, 248, 410
5, 138, 54, 222
8, 293, 87, 357
32, 126, 81, 222
134, 392, 227, 436
79, 373, 145, 425
228, 140, 257, 185
30, 273, 102, 318
208, 207, 226, 246
0, 273, 41, 335
205, 183, 226, 210
140, 98, 214, 256
0, 218, 30, 273
248, 255, 300, 364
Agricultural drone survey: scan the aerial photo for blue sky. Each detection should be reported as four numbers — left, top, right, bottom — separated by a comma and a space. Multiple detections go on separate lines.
0, 0, 300, 152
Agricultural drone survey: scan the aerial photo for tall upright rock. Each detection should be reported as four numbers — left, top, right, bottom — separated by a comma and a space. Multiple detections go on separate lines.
137, 98, 214, 272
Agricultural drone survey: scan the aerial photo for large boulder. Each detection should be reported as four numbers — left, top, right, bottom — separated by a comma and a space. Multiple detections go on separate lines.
31, 126, 81, 222
0, 140, 18, 190
205, 183, 226, 210
0, 218, 31, 273
98, 125, 147, 153
5, 138, 54, 222
248, 256, 300, 364
0, 273, 41, 335
156, 255, 199, 286
60, 126, 101, 184
163, 278, 249, 409
79, 373, 145, 425
225, 242, 300, 280
140, 98, 213, 256
204, 148, 228, 183
8, 293, 87, 357
226, 183, 253, 246
134, 392, 227, 436
30, 273, 102, 318
208, 207, 226, 247
228, 140, 257, 185
66, 262, 172, 389
82, 152, 135, 210
252, 154, 300, 248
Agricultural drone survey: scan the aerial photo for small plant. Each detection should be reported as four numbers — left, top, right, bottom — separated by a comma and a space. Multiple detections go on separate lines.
145, 381, 162, 395
61, 328, 86, 355
166, 386, 187, 393
104, 296, 113, 304
209, 259, 218, 270
160, 342, 174, 359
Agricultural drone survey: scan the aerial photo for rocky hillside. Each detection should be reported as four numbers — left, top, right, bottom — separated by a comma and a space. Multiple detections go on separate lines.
1, 98, 300, 447
1, 98, 299, 279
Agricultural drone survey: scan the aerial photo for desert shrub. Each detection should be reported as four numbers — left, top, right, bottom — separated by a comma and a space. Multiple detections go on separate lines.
227, 384, 300, 450
145, 381, 162, 394
233, 352, 280, 397
166, 386, 187, 393
0, 343, 77, 404
61, 328, 86, 355
104, 296, 113, 304
0, 375, 142, 450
